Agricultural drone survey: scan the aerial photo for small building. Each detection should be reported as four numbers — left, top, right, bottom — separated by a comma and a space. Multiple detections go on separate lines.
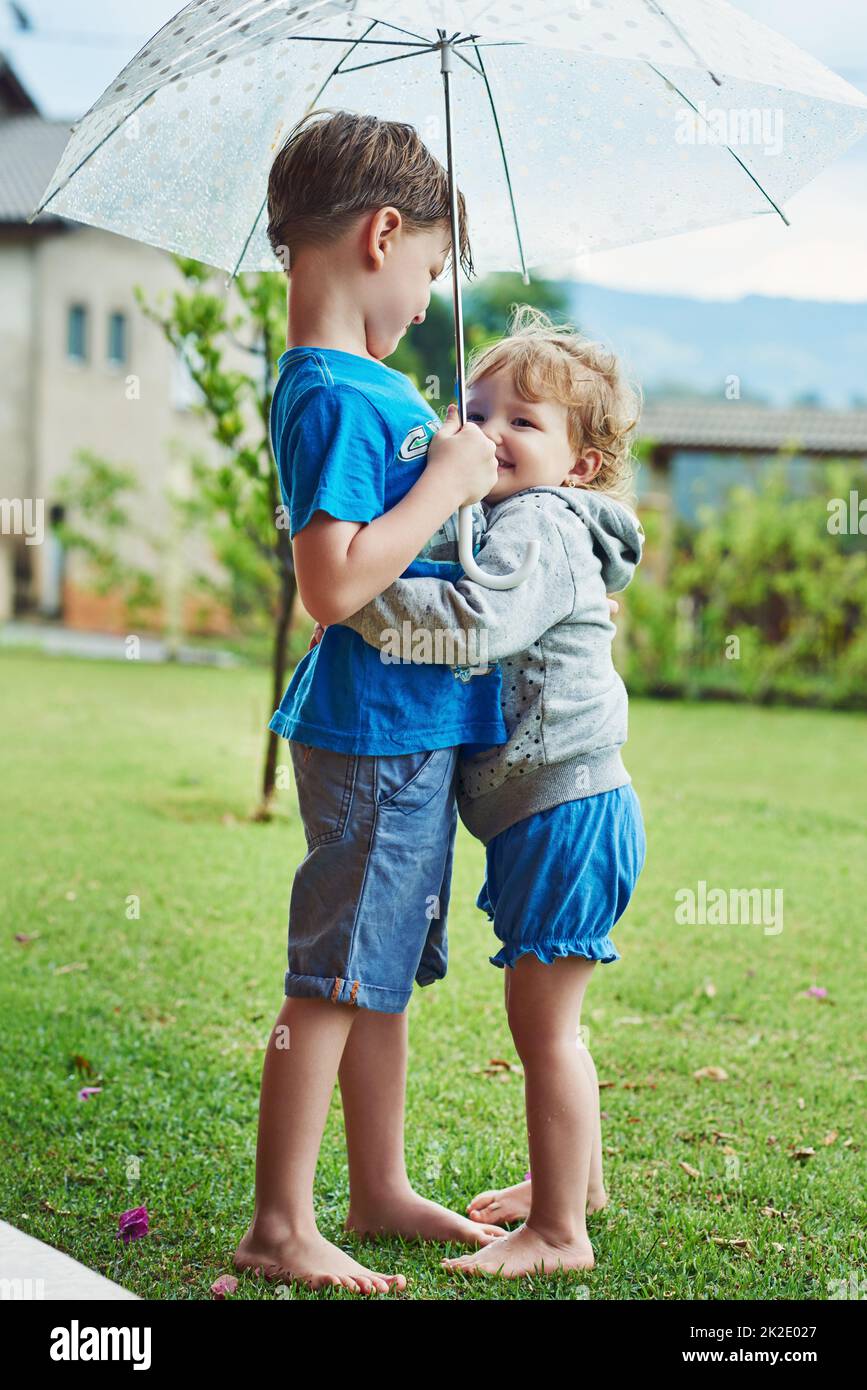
0, 53, 229, 633
637, 398, 867, 521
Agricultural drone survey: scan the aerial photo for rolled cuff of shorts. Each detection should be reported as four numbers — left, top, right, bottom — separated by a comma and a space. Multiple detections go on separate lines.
284, 969, 412, 1013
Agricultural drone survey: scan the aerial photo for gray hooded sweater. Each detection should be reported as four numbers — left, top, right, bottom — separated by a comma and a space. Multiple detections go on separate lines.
341, 486, 644, 844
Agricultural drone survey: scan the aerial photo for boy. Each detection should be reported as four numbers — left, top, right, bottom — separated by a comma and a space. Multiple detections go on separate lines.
233, 109, 509, 1295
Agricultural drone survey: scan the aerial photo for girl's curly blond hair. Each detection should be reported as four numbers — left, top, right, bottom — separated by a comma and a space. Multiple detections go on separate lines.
466, 303, 642, 509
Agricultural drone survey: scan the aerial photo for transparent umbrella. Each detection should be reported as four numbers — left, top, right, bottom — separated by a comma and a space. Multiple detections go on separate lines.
32, 0, 867, 588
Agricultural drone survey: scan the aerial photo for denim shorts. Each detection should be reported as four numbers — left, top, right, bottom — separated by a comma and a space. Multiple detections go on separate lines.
285, 740, 460, 1013
477, 784, 647, 970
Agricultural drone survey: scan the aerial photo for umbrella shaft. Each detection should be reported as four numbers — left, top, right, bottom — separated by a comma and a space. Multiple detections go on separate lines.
440, 37, 466, 427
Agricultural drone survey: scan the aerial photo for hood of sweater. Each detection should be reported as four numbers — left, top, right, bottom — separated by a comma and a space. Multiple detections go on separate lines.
485, 485, 644, 592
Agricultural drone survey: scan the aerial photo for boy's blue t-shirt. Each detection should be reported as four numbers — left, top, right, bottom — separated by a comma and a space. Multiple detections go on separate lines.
268, 346, 507, 756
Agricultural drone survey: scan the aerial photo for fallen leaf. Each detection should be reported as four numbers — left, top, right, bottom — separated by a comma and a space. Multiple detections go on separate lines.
679, 1162, 701, 1179
710, 1236, 755, 1256
790, 1148, 816, 1162
54, 962, 88, 975
15, 932, 39, 944
822, 1131, 838, 1146
693, 1066, 729, 1082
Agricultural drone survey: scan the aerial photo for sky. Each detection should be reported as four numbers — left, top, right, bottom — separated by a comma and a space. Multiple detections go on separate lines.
2, 0, 866, 302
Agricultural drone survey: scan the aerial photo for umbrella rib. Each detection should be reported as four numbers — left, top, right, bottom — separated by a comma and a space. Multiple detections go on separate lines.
281, 35, 434, 45
642, 0, 722, 86
336, 47, 437, 75
465, 40, 531, 284
452, 48, 483, 79
647, 63, 791, 226
29, 87, 158, 221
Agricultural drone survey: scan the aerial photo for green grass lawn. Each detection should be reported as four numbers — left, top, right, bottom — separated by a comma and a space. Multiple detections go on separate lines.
1, 649, 864, 1301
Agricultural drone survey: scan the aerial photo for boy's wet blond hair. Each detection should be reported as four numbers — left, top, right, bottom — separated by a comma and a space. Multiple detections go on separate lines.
267, 108, 473, 278
466, 304, 642, 508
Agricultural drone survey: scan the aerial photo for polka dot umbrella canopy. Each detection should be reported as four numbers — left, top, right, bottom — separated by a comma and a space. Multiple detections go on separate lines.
32, 0, 867, 587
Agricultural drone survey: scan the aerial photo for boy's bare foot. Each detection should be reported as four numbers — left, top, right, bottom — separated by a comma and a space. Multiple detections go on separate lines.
442, 1222, 595, 1277
345, 1189, 506, 1246
234, 1224, 405, 1295
466, 1179, 608, 1225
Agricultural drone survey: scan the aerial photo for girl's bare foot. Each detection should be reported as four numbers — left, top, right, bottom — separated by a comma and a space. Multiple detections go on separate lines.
234, 1224, 405, 1295
345, 1189, 506, 1246
466, 1179, 608, 1225
442, 1222, 595, 1277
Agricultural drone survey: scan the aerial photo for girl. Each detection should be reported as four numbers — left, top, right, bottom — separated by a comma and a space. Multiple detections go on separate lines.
341, 304, 647, 1276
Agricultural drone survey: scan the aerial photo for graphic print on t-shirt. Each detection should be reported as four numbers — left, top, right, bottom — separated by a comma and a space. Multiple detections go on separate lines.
398, 420, 439, 463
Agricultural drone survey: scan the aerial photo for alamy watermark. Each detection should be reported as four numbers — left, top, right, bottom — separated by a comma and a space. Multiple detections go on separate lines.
675, 102, 784, 156
675, 880, 783, 936
827, 491, 867, 535
0, 497, 44, 545
377, 621, 490, 670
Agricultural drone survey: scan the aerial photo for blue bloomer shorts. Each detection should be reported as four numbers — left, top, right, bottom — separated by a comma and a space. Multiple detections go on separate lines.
285, 740, 460, 1013
476, 784, 646, 970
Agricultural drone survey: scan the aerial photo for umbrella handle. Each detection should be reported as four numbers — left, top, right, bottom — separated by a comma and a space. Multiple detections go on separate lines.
457, 503, 540, 590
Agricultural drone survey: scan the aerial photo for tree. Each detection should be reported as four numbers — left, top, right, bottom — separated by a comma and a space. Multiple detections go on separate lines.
53, 451, 163, 629
137, 261, 292, 820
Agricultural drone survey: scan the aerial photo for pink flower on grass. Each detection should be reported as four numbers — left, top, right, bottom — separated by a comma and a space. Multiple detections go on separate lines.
77, 1086, 102, 1101
211, 1274, 238, 1299
117, 1206, 149, 1243
805, 986, 828, 998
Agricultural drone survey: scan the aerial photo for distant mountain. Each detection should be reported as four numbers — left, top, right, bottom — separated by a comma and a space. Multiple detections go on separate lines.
558, 283, 867, 410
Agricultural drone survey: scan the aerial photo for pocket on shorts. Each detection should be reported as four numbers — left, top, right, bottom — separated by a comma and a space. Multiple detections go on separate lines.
289, 741, 357, 849
376, 746, 455, 815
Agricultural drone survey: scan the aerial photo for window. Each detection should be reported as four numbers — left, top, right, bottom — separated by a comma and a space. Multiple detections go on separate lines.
107, 311, 128, 366
67, 304, 88, 362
